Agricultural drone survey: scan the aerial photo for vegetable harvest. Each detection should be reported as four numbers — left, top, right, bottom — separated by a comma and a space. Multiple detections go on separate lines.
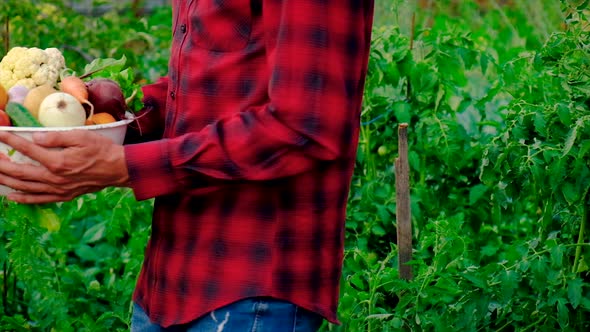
86, 78, 127, 120
23, 84, 57, 119
0, 46, 142, 129
5, 102, 42, 127
60, 76, 94, 117
38, 92, 87, 127
0, 84, 7, 110
0, 47, 66, 90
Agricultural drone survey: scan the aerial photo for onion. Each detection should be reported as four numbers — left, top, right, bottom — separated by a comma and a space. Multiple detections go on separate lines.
38, 92, 87, 127
7, 85, 30, 104
86, 78, 127, 120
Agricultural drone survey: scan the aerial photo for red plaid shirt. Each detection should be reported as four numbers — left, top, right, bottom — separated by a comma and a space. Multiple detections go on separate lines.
124, 0, 374, 327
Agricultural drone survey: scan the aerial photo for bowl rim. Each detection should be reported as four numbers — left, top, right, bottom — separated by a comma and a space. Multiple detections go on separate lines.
0, 112, 135, 132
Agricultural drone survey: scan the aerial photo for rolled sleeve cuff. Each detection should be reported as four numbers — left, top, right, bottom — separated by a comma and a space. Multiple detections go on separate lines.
124, 139, 180, 200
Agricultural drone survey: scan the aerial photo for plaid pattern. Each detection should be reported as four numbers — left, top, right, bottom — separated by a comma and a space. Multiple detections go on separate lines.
124, 0, 375, 327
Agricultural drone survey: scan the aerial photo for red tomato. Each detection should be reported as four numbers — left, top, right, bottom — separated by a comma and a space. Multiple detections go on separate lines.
0, 109, 12, 126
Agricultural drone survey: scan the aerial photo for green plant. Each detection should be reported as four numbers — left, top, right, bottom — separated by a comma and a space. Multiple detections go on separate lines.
0, 189, 153, 331
333, 0, 590, 331
3, 1, 590, 331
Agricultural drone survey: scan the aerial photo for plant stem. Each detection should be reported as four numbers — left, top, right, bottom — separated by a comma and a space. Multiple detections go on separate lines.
495, 320, 515, 332
489, 0, 521, 45
2, 260, 7, 315
11, 272, 16, 315
407, 11, 416, 99
131, 0, 145, 18
409, 12, 416, 51
572, 195, 588, 273
521, 314, 547, 331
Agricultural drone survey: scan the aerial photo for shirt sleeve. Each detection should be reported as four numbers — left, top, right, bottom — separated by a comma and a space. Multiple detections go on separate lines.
125, 1, 373, 200
140, 76, 169, 113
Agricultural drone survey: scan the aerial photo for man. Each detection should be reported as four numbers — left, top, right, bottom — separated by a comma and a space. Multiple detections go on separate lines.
0, 0, 375, 331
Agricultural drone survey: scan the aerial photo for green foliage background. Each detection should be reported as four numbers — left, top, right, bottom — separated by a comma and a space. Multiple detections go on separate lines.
1, 0, 590, 331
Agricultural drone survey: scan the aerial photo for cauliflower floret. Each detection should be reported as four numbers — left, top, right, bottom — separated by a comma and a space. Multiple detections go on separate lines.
0, 47, 66, 90
45, 47, 66, 69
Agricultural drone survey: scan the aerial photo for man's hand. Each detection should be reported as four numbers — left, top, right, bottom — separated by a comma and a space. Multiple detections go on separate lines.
0, 130, 130, 204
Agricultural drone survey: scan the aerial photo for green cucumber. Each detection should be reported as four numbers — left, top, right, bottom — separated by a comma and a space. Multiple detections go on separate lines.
5, 102, 43, 127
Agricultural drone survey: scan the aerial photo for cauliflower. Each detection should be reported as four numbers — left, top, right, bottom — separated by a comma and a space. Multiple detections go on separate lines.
0, 47, 66, 90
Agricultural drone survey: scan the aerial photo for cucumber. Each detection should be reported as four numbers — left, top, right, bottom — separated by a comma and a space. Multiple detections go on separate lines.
5, 102, 43, 127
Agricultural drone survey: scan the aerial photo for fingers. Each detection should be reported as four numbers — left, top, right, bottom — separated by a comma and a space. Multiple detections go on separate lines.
0, 130, 123, 203
6, 192, 67, 204
32, 130, 92, 148
0, 164, 68, 193
0, 158, 56, 183
6, 185, 101, 204
0, 130, 106, 172
0, 155, 92, 195
0, 131, 61, 167
0, 165, 100, 203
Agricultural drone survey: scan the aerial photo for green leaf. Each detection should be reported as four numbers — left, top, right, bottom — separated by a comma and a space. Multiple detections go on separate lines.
548, 159, 567, 193
578, 140, 590, 159
348, 273, 368, 292
372, 224, 386, 236
499, 270, 519, 301
375, 184, 391, 199
391, 317, 403, 329
394, 102, 412, 124
556, 103, 572, 127
408, 150, 420, 171
81, 56, 127, 78
550, 244, 564, 268
462, 271, 486, 289
561, 181, 580, 204
568, 278, 583, 309
561, 120, 579, 157
376, 205, 391, 224
534, 111, 547, 137
557, 298, 569, 328
35, 207, 61, 233
75, 244, 99, 262
532, 257, 549, 285
469, 184, 488, 205
367, 313, 394, 320
481, 243, 499, 257
576, 255, 589, 273
480, 53, 489, 74
81, 221, 107, 244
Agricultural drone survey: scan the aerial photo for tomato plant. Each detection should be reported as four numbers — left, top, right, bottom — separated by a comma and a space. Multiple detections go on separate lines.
2, 0, 590, 331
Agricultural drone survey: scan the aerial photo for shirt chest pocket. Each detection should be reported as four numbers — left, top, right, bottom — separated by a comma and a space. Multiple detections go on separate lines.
191, 0, 253, 52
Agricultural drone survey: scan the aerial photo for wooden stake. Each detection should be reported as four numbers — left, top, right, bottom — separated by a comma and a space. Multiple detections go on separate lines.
396, 123, 413, 280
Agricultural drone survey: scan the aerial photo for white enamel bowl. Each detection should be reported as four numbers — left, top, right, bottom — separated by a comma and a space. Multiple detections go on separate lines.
0, 113, 134, 196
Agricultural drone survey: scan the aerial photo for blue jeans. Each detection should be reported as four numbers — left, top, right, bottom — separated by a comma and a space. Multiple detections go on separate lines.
131, 297, 324, 332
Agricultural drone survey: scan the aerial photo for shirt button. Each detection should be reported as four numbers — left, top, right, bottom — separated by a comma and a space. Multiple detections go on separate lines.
170, 91, 175, 99
180, 24, 187, 33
